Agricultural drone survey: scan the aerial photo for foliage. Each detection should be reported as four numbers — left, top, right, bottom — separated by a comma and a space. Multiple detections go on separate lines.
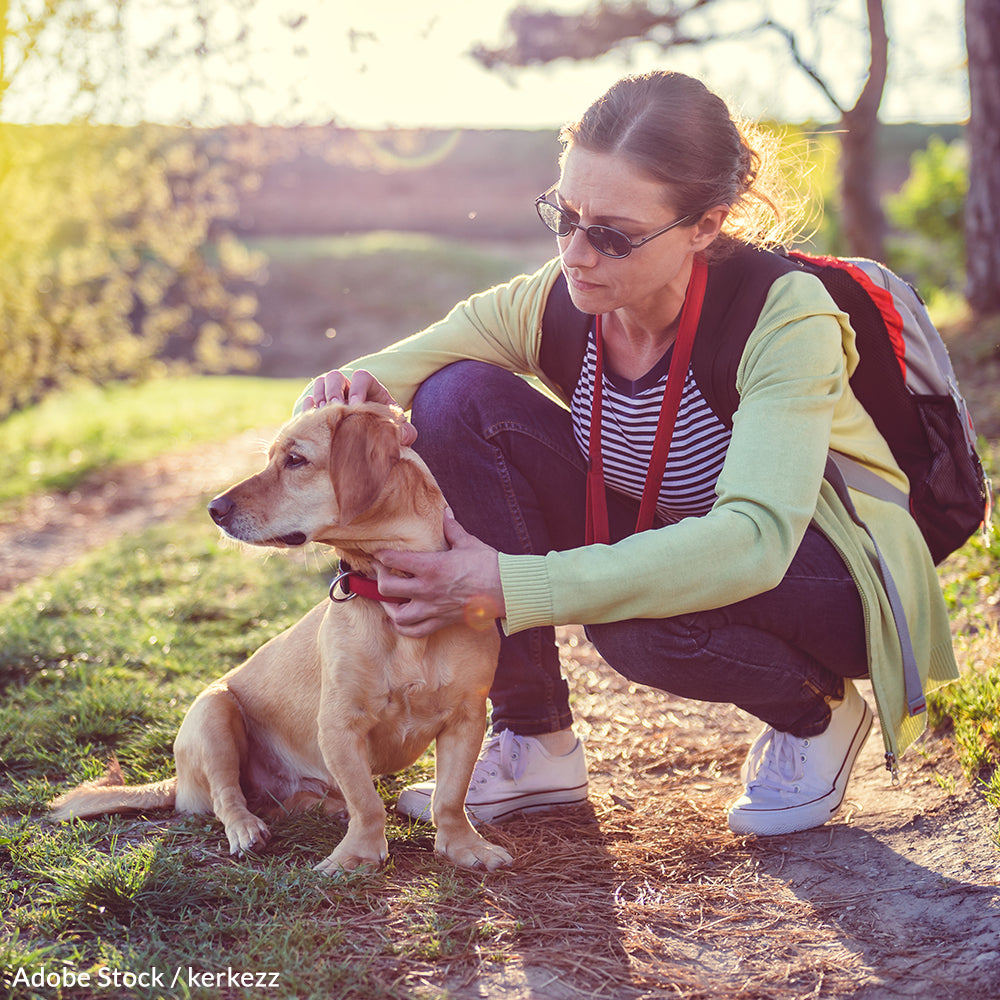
0, 0, 316, 420
886, 137, 968, 300
0, 123, 268, 419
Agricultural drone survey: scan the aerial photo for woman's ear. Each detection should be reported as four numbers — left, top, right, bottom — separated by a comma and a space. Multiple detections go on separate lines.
689, 205, 729, 251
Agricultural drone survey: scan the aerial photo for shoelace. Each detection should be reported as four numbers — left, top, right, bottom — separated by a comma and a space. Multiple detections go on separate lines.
742, 728, 808, 792
471, 730, 528, 786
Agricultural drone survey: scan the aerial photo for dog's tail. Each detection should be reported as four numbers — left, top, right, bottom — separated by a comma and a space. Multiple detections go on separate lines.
48, 757, 177, 821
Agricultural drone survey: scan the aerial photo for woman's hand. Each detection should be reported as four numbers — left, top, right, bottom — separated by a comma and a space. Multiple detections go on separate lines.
302, 368, 394, 408
302, 369, 416, 446
374, 510, 505, 637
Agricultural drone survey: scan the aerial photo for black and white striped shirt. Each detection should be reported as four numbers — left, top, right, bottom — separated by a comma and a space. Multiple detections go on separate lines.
571, 327, 732, 524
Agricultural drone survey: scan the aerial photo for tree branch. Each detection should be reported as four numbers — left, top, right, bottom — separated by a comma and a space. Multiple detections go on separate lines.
471, 0, 716, 69
758, 17, 845, 117
848, 0, 887, 120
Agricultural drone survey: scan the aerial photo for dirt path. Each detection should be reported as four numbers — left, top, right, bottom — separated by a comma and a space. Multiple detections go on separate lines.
0, 428, 275, 597
2, 433, 998, 998
457, 653, 1000, 1000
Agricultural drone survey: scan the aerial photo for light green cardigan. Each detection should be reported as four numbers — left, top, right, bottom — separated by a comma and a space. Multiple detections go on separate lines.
315, 256, 959, 769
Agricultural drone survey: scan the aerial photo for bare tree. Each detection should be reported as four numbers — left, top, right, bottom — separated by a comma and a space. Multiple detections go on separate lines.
964, 0, 1000, 316
472, 0, 889, 260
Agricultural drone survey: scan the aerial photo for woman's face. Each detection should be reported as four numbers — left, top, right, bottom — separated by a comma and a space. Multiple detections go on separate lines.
553, 144, 718, 321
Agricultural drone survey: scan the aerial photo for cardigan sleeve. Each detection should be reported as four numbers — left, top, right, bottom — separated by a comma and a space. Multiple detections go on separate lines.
499, 270, 860, 633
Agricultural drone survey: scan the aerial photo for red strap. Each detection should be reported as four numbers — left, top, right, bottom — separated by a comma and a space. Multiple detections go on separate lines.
788, 250, 907, 381
584, 339, 609, 545
586, 255, 708, 545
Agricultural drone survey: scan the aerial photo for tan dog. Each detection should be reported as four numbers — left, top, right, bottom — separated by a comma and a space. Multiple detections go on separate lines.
49, 402, 512, 873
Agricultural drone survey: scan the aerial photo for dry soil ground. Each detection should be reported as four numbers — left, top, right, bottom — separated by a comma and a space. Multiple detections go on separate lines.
1, 432, 998, 999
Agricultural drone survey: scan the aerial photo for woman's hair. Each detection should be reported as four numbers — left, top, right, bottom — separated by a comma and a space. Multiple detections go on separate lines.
559, 72, 809, 254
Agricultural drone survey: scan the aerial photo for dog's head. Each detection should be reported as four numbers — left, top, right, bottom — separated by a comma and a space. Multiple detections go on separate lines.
208, 402, 442, 551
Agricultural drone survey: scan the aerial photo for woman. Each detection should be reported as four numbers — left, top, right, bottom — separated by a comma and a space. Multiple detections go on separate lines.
299, 72, 958, 836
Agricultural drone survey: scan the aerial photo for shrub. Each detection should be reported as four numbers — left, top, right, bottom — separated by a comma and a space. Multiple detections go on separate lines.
886, 136, 968, 299
0, 123, 266, 419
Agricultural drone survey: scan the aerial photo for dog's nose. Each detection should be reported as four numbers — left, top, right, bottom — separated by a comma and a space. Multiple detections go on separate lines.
208, 495, 235, 526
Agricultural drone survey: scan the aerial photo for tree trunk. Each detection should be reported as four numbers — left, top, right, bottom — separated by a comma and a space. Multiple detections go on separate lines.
838, 0, 888, 261
964, 0, 1000, 315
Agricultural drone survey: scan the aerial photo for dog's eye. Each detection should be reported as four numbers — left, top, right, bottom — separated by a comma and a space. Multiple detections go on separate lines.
284, 452, 308, 469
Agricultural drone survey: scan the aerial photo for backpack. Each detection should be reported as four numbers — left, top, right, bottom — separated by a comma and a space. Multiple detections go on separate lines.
538, 245, 992, 565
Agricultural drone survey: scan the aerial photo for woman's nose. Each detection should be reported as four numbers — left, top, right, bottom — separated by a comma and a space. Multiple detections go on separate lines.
559, 225, 599, 268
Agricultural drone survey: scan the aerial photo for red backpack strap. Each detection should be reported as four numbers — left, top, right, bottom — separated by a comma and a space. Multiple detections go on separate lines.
788, 251, 907, 380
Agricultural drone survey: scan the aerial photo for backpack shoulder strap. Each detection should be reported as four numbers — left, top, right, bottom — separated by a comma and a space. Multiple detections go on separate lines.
691, 245, 798, 426
538, 272, 591, 400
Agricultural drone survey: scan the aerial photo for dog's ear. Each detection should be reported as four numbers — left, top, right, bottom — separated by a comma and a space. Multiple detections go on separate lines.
328, 409, 401, 524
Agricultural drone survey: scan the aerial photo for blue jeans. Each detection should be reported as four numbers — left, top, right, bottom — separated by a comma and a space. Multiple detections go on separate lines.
411, 362, 869, 739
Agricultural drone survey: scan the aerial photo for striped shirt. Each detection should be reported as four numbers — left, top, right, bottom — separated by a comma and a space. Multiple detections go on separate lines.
571, 327, 732, 524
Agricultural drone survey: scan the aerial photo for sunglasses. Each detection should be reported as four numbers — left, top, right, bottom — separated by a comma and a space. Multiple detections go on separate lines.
534, 187, 700, 259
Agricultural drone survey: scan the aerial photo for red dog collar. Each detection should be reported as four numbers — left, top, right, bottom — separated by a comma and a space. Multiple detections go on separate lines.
329, 564, 408, 605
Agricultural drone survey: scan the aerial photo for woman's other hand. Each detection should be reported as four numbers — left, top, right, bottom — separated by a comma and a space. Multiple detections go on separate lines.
374, 510, 505, 637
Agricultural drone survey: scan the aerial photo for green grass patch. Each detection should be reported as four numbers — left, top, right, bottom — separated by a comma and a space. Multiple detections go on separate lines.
0, 505, 512, 998
252, 230, 538, 324
0, 375, 302, 506
0, 512, 330, 787
933, 439, 1000, 822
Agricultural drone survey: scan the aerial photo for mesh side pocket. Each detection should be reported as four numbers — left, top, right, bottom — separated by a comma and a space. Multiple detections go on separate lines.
911, 395, 987, 563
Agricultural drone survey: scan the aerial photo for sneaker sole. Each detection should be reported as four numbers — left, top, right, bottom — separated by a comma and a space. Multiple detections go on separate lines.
727, 703, 874, 836
397, 784, 589, 826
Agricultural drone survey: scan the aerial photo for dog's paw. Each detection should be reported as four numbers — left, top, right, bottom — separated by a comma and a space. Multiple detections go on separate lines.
313, 837, 388, 876
225, 813, 271, 856
436, 830, 513, 872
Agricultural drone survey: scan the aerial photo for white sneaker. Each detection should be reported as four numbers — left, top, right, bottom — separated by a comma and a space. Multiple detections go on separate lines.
727, 679, 874, 836
396, 730, 589, 825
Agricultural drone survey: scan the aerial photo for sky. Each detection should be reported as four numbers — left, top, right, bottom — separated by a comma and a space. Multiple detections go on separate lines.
2, 0, 970, 129
257, 0, 969, 128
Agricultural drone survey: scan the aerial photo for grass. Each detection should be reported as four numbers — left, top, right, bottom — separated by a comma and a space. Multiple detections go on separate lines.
0, 376, 302, 506
928, 436, 1000, 823
246, 230, 554, 379
0, 513, 329, 784
0, 507, 463, 999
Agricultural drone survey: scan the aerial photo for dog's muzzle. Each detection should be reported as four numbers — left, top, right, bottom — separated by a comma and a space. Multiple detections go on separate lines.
208, 495, 307, 546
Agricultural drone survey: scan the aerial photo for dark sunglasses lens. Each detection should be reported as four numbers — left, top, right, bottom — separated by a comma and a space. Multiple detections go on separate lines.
537, 200, 572, 237
588, 227, 631, 258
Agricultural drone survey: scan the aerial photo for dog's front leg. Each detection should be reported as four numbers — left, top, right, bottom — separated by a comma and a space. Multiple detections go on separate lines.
314, 723, 388, 875
432, 707, 513, 871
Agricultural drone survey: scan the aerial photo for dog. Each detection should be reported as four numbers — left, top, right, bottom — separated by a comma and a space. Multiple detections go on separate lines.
49, 401, 512, 874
